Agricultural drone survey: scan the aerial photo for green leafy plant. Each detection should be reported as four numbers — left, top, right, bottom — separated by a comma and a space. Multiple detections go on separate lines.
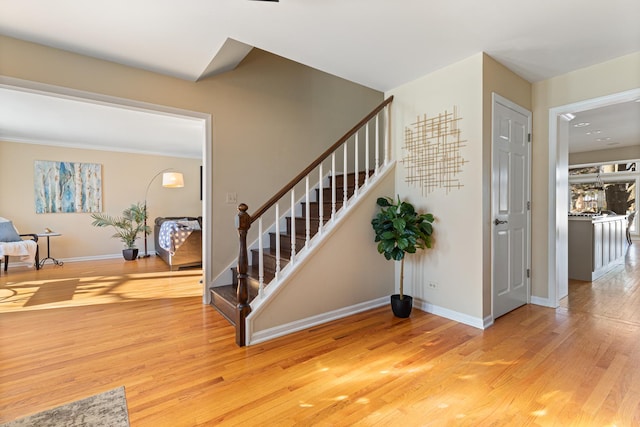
371, 196, 434, 299
90, 202, 150, 249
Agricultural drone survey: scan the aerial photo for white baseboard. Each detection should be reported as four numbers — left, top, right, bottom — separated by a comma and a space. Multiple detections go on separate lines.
60, 254, 124, 263
530, 295, 556, 308
248, 296, 388, 345
482, 315, 494, 329
4, 253, 129, 269
413, 298, 487, 329
248, 295, 494, 345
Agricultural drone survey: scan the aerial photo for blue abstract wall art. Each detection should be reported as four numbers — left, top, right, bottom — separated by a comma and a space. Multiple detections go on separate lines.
34, 160, 102, 213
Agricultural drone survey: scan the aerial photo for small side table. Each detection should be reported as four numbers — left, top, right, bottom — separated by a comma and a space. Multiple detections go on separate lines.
37, 232, 64, 267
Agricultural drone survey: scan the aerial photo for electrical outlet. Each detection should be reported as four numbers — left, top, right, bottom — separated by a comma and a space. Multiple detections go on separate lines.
226, 192, 237, 204
428, 282, 437, 289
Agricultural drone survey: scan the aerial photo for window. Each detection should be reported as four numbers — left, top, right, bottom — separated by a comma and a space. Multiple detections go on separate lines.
569, 160, 639, 233
569, 162, 636, 176
570, 181, 636, 214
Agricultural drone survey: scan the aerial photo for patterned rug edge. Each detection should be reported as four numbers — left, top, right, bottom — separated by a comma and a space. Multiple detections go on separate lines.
1, 386, 130, 427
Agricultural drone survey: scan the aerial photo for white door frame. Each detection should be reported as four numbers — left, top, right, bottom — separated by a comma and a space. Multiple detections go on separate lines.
547, 87, 640, 307
491, 93, 532, 319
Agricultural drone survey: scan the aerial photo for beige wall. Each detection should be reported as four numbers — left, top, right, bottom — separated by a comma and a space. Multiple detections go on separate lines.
569, 145, 640, 165
0, 141, 201, 258
384, 53, 531, 325
387, 50, 637, 319
0, 35, 383, 277
386, 54, 485, 323
5, 30, 635, 327
248, 168, 396, 342
531, 52, 640, 299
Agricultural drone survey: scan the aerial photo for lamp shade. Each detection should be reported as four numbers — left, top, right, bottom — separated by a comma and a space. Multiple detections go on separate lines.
162, 172, 184, 188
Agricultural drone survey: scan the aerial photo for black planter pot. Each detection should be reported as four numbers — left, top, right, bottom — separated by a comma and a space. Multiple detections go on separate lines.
390, 294, 413, 318
122, 248, 139, 261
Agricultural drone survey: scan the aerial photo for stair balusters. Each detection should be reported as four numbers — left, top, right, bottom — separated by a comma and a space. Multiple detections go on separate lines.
374, 115, 379, 176
305, 176, 310, 247
258, 217, 264, 297
318, 163, 324, 235
226, 96, 393, 346
365, 123, 370, 186
343, 143, 348, 207
331, 153, 337, 219
384, 104, 390, 165
275, 203, 281, 280
290, 190, 296, 264
354, 132, 359, 197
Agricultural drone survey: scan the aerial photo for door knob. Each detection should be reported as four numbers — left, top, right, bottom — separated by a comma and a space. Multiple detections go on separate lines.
494, 219, 508, 225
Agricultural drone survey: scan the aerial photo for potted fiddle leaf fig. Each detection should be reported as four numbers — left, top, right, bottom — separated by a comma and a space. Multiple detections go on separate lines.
371, 196, 434, 317
90, 202, 150, 261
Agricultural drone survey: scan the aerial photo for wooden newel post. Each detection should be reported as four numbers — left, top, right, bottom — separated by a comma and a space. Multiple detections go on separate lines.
235, 203, 251, 346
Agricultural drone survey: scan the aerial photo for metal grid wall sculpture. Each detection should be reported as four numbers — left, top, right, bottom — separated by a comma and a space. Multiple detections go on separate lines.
402, 107, 467, 195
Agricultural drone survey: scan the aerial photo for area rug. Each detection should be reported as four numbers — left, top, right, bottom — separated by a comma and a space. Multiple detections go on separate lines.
1, 386, 130, 427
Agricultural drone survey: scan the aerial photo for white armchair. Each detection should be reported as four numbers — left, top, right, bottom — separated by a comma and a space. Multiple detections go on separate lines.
0, 217, 40, 273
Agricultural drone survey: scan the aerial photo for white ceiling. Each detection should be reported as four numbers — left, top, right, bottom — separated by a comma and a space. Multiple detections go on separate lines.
0, 0, 639, 157
0, 86, 206, 158
2, 0, 639, 90
569, 100, 640, 154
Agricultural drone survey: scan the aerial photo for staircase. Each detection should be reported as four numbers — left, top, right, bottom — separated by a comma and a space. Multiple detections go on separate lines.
209, 96, 394, 346
210, 171, 369, 326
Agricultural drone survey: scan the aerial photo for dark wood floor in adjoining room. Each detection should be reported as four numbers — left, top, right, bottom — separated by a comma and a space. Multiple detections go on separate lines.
1, 251, 640, 426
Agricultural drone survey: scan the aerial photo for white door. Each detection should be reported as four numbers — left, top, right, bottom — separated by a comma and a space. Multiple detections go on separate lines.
492, 94, 531, 319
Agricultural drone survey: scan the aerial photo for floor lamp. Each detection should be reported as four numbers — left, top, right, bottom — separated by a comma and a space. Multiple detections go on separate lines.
141, 169, 184, 258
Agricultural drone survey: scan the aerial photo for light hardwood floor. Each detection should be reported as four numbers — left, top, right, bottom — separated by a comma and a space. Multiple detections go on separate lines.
1, 250, 639, 426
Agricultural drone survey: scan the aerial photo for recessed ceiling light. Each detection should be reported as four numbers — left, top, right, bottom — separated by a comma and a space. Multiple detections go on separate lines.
573, 122, 590, 127
596, 137, 611, 142
561, 113, 576, 120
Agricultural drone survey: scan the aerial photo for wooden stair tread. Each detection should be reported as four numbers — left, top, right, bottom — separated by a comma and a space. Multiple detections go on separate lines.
211, 284, 237, 301
231, 265, 277, 283
251, 247, 292, 260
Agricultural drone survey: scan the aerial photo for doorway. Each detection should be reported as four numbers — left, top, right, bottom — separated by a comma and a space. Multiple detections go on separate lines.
549, 88, 640, 307
0, 76, 212, 303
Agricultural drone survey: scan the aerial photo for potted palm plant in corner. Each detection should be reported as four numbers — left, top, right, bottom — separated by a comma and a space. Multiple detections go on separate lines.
90, 202, 150, 261
371, 196, 434, 318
